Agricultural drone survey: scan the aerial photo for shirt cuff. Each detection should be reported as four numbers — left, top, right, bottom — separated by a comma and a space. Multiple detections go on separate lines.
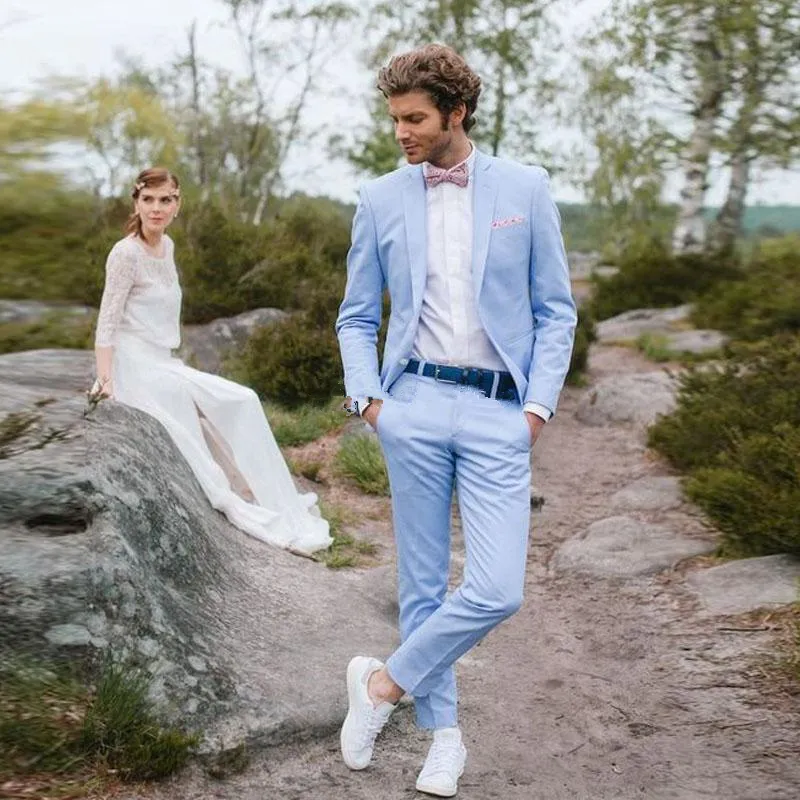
523, 402, 552, 423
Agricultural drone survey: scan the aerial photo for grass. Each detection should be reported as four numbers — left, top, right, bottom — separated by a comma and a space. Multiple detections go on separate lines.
264, 397, 346, 447
317, 500, 379, 569
286, 456, 324, 483
0, 311, 95, 355
0, 658, 198, 795
334, 433, 390, 496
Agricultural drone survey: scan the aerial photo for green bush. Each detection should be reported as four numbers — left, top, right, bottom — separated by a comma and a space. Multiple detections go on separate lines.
0, 659, 196, 785
0, 311, 95, 354
335, 433, 389, 495
685, 424, 800, 557
649, 335, 800, 557
648, 336, 800, 471
265, 397, 345, 447
566, 310, 596, 384
693, 235, 800, 341
590, 240, 742, 320
231, 310, 343, 408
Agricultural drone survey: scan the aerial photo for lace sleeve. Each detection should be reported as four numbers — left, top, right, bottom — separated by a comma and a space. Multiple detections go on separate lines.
95, 244, 137, 347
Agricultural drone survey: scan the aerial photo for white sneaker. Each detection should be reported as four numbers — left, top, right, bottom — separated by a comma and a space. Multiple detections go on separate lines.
416, 728, 467, 797
340, 656, 395, 770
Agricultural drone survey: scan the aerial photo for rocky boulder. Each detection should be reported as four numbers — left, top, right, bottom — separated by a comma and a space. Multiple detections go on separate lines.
0, 349, 397, 752
576, 371, 678, 428
552, 516, 715, 578
0, 299, 95, 325
180, 308, 288, 374
662, 329, 727, 356
596, 306, 692, 344
687, 555, 800, 616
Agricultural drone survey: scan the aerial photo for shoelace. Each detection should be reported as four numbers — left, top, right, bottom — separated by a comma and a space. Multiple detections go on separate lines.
356, 706, 389, 749
421, 740, 463, 776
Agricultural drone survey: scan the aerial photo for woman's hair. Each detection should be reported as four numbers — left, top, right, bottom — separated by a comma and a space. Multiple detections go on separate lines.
377, 44, 482, 133
125, 167, 181, 238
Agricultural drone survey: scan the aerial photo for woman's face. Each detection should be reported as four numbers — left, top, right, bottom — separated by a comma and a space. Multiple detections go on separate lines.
134, 183, 180, 237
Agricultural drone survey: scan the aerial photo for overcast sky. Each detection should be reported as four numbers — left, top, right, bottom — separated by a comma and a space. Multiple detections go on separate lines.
1, 0, 798, 205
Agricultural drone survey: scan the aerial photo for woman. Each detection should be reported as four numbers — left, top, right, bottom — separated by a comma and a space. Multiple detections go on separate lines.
91, 167, 331, 554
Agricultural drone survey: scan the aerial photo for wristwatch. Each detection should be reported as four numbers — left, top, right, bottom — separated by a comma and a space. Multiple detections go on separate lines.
343, 396, 374, 417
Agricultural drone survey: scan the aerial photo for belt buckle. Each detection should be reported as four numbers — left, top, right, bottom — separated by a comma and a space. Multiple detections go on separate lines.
434, 364, 458, 384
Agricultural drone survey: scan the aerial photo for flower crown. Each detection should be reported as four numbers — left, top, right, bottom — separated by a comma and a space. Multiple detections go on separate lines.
133, 180, 180, 198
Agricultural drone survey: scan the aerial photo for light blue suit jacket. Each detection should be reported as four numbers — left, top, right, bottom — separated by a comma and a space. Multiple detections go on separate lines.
336, 150, 577, 415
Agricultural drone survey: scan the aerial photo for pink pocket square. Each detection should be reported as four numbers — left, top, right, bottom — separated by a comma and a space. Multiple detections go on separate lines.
491, 215, 525, 229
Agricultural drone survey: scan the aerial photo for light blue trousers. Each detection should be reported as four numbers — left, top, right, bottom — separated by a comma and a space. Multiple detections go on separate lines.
376, 372, 532, 729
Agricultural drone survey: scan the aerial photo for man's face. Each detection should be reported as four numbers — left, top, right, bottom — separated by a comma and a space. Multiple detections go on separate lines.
388, 91, 457, 165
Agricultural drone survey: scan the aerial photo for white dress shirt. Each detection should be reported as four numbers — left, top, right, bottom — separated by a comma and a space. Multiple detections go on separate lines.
411, 145, 552, 422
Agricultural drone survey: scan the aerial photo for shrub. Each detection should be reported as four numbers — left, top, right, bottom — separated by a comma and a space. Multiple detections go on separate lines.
590, 240, 742, 321
648, 335, 800, 471
685, 424, 800, 557
335, 433, 389, 495
566, 310, 596, 384
231, 311, 343, 408
693, 235, 800, 341
649, 335, 800, 557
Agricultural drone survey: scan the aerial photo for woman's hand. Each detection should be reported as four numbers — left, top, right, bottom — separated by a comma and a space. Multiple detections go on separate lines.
89, 377, 114, 401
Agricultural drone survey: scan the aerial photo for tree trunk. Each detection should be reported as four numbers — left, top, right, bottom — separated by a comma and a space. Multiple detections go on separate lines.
707, 152, 750, 254
672, 14, 726, 254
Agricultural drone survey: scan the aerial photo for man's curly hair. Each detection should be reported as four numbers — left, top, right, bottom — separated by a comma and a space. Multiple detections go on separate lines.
377, 44, 482, 133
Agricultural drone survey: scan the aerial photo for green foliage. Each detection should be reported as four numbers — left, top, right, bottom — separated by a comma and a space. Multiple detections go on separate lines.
231, 311, 343, 408
80, 665, 197, 781
590, 241, 742, 320
0, 659, 196, 784
693, 235, 800, 341
685, 424, 800, 558
649, 335, 800, 556
264, 397, 345, 447
335, 433, 390, 496
566, 310, 596, 384
0, 311, 95, 354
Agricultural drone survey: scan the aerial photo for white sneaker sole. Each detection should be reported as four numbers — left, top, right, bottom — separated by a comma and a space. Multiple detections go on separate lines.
340, 656, 372, 771
416, 764, 465, 797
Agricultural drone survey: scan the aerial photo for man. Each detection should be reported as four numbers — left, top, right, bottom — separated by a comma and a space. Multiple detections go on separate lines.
336, 44, 576, 797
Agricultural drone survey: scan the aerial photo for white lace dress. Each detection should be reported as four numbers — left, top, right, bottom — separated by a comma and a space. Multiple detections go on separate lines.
95, 235, 331, 553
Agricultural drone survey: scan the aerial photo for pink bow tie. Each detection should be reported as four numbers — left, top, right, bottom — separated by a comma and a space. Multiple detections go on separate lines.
424, 162, 469, 189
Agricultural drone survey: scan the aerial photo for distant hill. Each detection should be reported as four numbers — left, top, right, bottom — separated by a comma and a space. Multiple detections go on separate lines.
720, 205, 800, 234
556, 203, 800, 252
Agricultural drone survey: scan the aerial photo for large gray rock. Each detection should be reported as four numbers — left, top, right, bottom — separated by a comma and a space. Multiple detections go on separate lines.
0, 299, 94, 324
0, 351, 397, 753
180, 308, 288, 374
687, 555, 800, 616
611, 476, 683, 511
0, 349, 93, 413
663, 329, 728, 355
576, 371, 678, 428
552, 516, 715, 577
596, 306, 692, 344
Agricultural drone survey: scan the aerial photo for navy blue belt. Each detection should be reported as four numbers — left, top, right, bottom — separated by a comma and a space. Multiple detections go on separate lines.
404, 359, 519, 402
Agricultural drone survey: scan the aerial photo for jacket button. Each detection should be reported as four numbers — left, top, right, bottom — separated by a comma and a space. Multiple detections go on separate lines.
399, 358, 409, 365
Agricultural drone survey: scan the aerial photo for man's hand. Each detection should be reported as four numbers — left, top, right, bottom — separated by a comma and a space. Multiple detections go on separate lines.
525, 411, 546, 446
362, 399, 383, 430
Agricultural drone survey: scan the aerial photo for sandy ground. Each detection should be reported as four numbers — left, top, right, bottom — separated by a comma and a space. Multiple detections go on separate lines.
126, 343, 800, 800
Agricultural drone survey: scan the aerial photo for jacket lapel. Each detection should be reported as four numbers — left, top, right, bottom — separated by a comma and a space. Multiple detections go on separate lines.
471, 151, 499, 299
402, 166, 428, 312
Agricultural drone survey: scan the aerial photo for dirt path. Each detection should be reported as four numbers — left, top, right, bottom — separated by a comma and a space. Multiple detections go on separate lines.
138, 344, 800, 800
